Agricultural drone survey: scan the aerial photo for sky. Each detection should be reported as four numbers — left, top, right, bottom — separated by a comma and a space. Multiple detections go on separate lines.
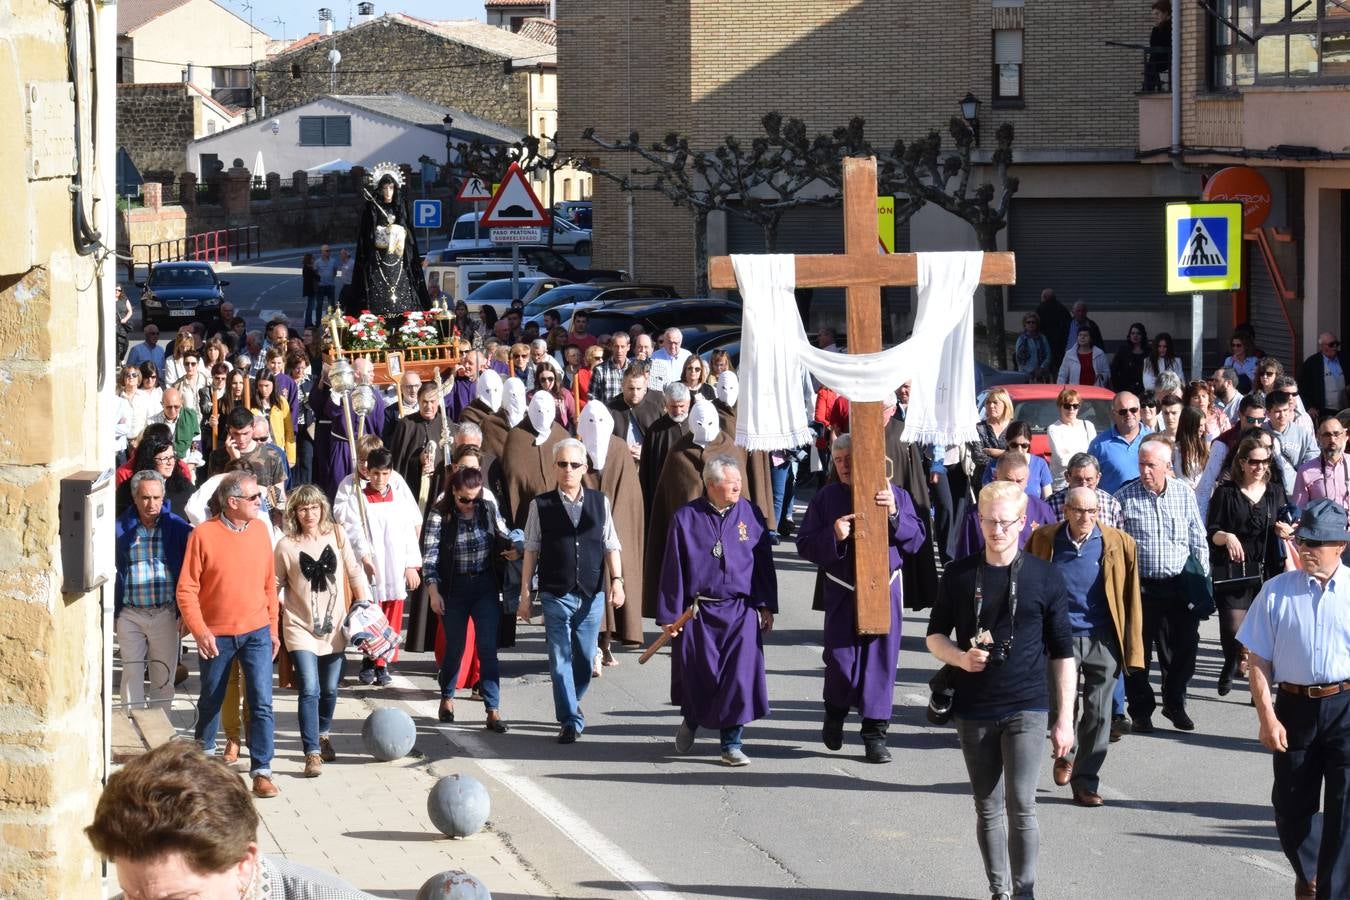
216, 0, 487, 40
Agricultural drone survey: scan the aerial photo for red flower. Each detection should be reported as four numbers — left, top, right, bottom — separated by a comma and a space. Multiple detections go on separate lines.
344, 316, 357, 324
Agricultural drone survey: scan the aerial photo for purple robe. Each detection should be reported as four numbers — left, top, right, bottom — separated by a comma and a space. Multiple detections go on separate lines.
796, 482, 926, 720
446, 376, 476, 422
311, 381, 386, 500
489, 360, 510, 378
954, 494, 1056, 559
274, 371, 300, 426
655, 496, 777, 729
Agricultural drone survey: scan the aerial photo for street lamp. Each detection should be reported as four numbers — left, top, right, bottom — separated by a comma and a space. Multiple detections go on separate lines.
959, 92, 981, 146
442, 114, 455, 186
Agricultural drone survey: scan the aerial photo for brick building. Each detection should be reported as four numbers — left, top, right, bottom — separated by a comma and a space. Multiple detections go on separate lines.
559, 1, 1206, 351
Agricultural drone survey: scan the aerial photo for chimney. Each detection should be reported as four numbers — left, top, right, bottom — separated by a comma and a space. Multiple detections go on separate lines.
184, 63, 209, 90
356, 2, 374, 25
318, 7, 332, 36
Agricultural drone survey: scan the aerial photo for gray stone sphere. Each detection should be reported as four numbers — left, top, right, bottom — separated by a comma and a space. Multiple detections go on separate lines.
415, 869, 492, 900
426, 773, 491, 838
360, 706, 416, 761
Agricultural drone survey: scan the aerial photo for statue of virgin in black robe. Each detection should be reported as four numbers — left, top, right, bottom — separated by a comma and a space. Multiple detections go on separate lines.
348, 171, 431, 317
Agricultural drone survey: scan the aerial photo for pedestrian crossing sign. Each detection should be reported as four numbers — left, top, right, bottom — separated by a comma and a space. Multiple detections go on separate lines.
1165, 201, 1242, 293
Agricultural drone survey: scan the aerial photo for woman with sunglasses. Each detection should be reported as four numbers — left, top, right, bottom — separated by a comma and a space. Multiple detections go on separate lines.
133, 361, 164, 441
1142, 331, 1185, 394
422, 466, 516, 731
163, 332, 197, 387
1047, 388, 1097, 491
530, 361, 575, 433
274, 486, 370, 775
115, 365, 143, 454
681, 355, 716, 402
980, 420, 1053, 500
1250, 357, 1283, 406
1224, 332, 1258, 393
1206, 435, 1295, 695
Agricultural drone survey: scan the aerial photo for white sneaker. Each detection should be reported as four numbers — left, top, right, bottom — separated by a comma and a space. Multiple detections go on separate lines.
675, 722, 696, 753
720, 748, 750, 767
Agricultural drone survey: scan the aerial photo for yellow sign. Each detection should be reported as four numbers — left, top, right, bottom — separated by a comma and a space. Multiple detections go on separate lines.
877, 196, 895, 254
1165, 201, 1242, 293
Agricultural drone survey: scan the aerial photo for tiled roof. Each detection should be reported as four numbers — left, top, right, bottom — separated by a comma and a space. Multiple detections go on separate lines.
118, 0, 191, 34
516, 18, 556, 47
485, 0, 551, 7
329, 93, 525, 144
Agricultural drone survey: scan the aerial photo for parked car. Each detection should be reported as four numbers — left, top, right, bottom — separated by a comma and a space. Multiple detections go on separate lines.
425, 260, 541, 306
553, 200, 592, 229
463, 276, 571, 312
447, 212, 592, 256
976, 383, 1116, 461
430, 244, 621, 282
564, 297, 743, 337
974, 360, 1025, 392
521, 283, 679, 326
138, 261, 229, 329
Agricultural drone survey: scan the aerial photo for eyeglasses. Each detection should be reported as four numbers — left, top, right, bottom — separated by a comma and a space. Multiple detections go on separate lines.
454, 495, 477, 505
513, 354, 530, 360
1115, 407, 1140, 416
1008, 441, 1031, 451
163, 404, 182, 411
555, 460, 585, 470
153, 453, 175, 464
1321, 430, 1347, 439
1061, 402, 1080, 409
1244, 415, 1268, 426
234, 492, 263, 503
185, 360, 198, 367
979, 516, 1023, 533
1065, 506, 1099, 515
1326, 341, 1343, 349
1243, 456, 1271, 467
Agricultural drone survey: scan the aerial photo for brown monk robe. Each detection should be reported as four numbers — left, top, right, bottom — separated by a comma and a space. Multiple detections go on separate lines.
641, 401, 775, 617
577, 401, 645, 646
386, 383, 446, 506
499, 396, 570, 530
637, 412, 689, 513
478, 410, 511, 461
457, 397, 495, 430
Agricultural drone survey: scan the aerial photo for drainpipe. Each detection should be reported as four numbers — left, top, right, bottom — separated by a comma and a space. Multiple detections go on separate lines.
1170, 0, 1200, 175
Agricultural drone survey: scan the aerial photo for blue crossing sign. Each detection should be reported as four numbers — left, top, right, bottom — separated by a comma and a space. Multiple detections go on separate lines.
412, 199, 442, 229
1165, 201, 1242, 293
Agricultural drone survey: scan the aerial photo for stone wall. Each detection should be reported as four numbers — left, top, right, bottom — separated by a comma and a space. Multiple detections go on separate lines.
117, 83, 196, 179
0, 2, 115, 897
254, 19, 530, 131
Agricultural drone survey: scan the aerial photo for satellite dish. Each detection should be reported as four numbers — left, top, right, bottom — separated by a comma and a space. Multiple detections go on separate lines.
327, 48, 341, 67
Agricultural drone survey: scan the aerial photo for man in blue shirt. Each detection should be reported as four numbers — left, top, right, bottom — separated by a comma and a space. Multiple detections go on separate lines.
1240, 498, 1350, 900
125, 324, 166, 381
1088, 391, 1152, 493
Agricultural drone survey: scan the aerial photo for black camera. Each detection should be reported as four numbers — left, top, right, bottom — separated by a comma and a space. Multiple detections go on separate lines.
978, 638, 1013, 667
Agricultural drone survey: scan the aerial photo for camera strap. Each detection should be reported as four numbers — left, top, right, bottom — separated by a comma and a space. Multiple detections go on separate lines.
974, 553, 1022, 635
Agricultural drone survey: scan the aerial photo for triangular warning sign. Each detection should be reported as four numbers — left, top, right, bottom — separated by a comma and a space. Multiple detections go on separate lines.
456, 176, 492, 202
479, 162, 550, 227
1179, 218, 1226, 269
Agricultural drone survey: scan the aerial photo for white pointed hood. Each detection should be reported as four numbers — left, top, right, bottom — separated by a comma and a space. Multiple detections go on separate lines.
528, 391, 556, 445
476, 369, 503, 412
503, 377, 527, 427
578, 399, 615, 471
714, 370, 739, 408
690, 399, 720, 446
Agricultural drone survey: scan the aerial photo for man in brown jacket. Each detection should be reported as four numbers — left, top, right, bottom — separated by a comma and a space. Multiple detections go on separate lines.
1026, 486, 1144, 808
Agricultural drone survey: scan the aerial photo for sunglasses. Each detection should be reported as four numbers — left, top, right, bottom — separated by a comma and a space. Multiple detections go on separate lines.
1244, 415, 1268, 426
555, 460, 584, 470
1297, 537, 1334, 548
1061, 402, 1080, 409
1243, 456, 1271, 466
1115, 407, 1140, 416
454, 495, 477, 505
1008, 442, 1031, 450
235, 492, 263, 503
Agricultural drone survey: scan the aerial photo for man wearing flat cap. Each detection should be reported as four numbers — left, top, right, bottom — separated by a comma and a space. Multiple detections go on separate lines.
1240, 498, 1350, 900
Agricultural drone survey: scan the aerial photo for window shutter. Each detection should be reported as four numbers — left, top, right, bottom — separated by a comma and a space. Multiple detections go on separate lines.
326, 116, 351, 146
299, 116, 324, 146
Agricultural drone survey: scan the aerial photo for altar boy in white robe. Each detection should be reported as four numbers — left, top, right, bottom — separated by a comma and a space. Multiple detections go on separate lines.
333, 446, 422, 686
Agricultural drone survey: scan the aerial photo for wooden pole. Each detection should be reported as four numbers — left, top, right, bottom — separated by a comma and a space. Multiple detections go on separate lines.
329, 319, 372, 544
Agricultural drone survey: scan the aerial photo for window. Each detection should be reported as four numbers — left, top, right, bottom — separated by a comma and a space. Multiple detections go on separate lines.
298, 116, 351, 147
212, 67, 251, 89
1210, 0, 1350, 87
563, 178, 573, 201
993, 28, 1024, 101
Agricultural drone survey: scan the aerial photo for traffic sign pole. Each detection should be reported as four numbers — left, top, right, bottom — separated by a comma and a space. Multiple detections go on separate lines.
1192, 292, 1204, 386
474, 201, 480, 246
511, 242, 520, 303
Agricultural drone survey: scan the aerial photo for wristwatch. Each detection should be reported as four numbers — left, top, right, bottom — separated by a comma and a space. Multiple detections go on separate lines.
611, 575, 625, 584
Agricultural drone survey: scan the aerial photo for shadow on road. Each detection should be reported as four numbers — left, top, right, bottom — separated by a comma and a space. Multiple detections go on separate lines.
579, 882, 966, 899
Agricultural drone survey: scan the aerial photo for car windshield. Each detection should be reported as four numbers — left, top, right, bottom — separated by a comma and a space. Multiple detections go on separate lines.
1011, 397, 1115, 435
521, 248, 572, 270
151, 267, 214, 287
524, 286, 600, 316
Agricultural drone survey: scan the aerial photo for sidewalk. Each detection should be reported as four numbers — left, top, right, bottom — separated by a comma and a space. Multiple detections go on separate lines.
242, 672, 555, 900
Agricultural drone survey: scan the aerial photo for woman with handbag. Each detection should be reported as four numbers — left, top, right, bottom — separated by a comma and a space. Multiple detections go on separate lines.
274, 485, 371, 777
422, 466, 517, 731
1206, 435, 1296, 696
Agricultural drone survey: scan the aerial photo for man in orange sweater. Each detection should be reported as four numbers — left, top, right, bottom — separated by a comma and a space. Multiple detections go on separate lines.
177, 470, 282, 798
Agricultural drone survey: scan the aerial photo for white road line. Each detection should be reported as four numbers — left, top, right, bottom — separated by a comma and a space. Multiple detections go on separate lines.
390, 674, 684, 900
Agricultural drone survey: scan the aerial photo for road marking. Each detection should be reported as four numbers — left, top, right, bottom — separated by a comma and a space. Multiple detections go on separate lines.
389, 674, 684, 900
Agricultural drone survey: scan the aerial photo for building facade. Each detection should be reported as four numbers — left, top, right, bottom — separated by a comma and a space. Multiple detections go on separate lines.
559, 1, 1204, 351
117, 0, 268, 103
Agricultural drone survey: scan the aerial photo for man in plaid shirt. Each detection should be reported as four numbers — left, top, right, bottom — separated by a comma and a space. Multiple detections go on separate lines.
1115, 434, 1209, 734
1048, 453, 1124, 528
114, 470, 192, 708
588, 332, 631, 407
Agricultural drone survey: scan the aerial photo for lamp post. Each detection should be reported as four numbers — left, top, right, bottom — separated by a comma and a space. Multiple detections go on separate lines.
442, 114, 455, 187
959, 92, 981, 147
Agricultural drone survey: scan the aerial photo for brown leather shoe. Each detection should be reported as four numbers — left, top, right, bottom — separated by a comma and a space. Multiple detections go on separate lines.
251, 774, 279, 798
1053, 757, 1073, 787
1295, 877, 1316, 899
303, 753, 322, 778
319, 736, 336, 762
1072, 786, 1104, 807
223, 737, 241, 763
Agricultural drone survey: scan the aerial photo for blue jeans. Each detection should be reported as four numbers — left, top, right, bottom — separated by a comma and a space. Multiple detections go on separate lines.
315, 284, 335, 314
439, 571, 502, 710
197, 625, 275, 776
288, 650, 343, 755
769, 458, 797, 532
539, 590, 605, 730
684, 719, 745, 751
303, 293, 321, 328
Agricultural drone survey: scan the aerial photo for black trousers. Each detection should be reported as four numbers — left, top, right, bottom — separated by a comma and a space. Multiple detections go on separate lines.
1124, 576, 1198, 718
928, 470, 954, 565
1273, 689, 1350, 897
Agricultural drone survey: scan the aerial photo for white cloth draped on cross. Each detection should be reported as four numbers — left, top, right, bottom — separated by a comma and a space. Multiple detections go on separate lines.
730, 251, 985, 452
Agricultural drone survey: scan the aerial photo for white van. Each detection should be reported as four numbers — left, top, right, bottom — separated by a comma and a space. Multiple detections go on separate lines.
447, 212, 592, 256
425, 258, 541, 307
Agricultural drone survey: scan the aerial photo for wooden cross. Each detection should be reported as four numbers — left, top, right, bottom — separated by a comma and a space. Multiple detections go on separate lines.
709, 157, 1016, 635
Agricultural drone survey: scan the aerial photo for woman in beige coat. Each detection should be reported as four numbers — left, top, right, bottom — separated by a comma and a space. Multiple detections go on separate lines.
275, 485, 371, 777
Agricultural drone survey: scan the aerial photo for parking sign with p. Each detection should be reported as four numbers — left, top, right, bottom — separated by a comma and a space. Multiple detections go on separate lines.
413, 199, 442, 230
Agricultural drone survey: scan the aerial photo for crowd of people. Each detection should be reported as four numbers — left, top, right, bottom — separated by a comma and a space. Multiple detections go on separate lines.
108, 279, 1350, 900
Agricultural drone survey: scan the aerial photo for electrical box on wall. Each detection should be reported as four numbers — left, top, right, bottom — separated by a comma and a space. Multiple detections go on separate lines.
60, 469, 114, 594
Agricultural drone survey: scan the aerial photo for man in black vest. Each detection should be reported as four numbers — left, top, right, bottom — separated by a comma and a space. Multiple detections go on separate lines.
517, 438, 626, 743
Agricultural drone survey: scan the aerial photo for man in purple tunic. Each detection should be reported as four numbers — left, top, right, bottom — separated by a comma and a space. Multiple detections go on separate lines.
954, 452, 1056, 559
446, 351, 483, 422
655, 454, 777, 767
311, 357, 386, 501
796, 433, 927, 763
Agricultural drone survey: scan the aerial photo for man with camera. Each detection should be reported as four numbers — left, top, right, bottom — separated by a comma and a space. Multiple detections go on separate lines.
1025, 486, 1144, 807
926, 480, 1075, 900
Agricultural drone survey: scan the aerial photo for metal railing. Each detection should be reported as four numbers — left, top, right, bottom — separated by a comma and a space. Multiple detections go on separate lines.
127, 226, 262, 279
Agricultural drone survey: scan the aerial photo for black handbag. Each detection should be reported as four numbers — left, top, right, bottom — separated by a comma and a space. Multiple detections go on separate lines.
1210, 557, 1263, 591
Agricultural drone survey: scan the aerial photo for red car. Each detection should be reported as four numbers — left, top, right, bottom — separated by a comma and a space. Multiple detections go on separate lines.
977, 384, 1117, 461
